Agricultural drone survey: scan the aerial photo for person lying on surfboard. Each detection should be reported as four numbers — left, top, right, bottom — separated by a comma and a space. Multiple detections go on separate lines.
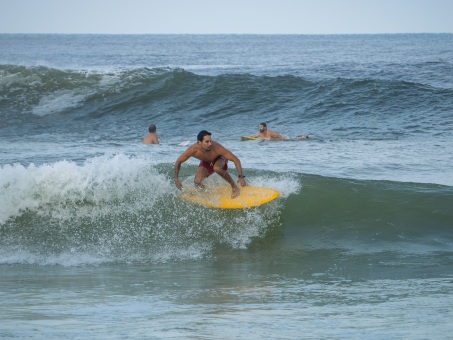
253, 122, 286, 140
174, 130, 247, 199
250, 122, 313, 141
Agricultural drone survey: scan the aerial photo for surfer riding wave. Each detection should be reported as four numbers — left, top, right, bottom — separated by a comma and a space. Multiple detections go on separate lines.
174, 130, 246, 199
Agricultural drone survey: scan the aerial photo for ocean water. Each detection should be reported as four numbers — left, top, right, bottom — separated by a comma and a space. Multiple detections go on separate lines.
1, 34, 453, 339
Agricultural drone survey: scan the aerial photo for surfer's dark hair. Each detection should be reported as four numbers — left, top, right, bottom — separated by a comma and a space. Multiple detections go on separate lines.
260, 122, 267, 128
197, 130, 211, 142
148, 124, 156, 133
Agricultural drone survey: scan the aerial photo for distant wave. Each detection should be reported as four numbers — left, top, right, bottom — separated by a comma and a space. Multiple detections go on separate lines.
1, 65, 452, 139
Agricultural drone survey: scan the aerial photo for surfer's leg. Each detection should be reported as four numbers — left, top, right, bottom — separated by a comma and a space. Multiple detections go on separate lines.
194, 166, 209, 189
213, 158, 239, 199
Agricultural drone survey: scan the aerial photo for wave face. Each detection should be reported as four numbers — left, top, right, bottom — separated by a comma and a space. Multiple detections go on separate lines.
1, 156, 451, 268
0, 156, 290, 265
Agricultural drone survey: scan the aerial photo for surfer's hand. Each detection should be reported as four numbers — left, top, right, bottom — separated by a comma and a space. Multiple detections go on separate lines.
231, 186, 240, 199
175, 178, 182, 190
237, 177, 246, 187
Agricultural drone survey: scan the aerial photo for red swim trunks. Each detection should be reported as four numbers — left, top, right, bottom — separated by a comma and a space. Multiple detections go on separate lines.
199, 156, 228, 176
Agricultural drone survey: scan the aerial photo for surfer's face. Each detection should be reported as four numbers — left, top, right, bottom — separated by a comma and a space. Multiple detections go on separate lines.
199, 135, 212, 151
259, 124, 266, 133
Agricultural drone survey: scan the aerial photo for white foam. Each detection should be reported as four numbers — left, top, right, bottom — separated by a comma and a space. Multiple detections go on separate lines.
0, 154, 171, 225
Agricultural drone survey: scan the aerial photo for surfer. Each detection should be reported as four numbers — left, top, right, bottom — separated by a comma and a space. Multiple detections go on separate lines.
253, 122, 286, 140
174, 130, 247, 198
142, 124, 159, 144
252, 122, 313, 141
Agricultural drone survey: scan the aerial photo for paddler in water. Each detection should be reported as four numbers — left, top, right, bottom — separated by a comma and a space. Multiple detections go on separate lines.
253, 122, 286, 140
142, 124, 159, 144
253, 122, 313, 140
174, 130, 247, 198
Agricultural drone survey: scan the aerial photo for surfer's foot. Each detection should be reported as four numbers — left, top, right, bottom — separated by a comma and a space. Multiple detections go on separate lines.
231, 186, 240, 199
195, 183, 206, 191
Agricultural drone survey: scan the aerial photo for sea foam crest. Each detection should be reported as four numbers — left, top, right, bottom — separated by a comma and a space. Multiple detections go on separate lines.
0, 154, 170, 225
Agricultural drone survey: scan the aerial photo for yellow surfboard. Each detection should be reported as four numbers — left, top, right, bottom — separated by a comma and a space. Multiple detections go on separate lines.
240, 136, 260, 141
178, 186, 279, 209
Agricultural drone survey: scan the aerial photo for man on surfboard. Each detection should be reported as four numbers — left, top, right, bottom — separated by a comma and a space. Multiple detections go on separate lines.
252, 122, 313, 141
253, 122, 286, 140
174, 130, 247, 199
